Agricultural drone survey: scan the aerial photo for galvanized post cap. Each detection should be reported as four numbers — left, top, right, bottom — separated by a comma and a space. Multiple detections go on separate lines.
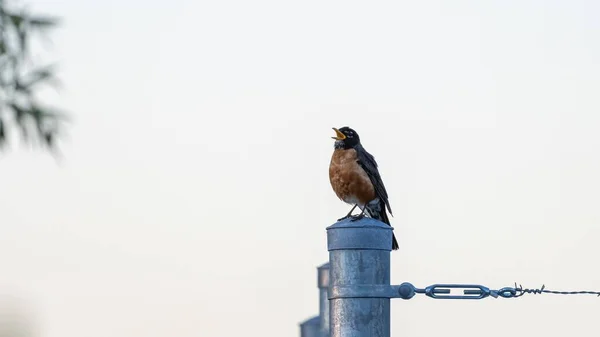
299, 316, 321, 337
326, 217, 394, 251
317, 263, 330, 289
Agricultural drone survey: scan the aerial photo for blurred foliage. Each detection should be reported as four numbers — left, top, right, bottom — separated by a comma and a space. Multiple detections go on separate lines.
0, 0, 66, 151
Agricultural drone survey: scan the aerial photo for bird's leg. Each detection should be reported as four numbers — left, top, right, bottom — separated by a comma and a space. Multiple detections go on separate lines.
350, 205, 367, 222
337, 204, 358, 221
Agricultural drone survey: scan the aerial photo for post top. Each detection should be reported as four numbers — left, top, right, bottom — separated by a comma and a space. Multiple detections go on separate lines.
317, 262, 330, 288
317, 262, 330, 270
327, 217, 394, 251
299, 316, 320, 327
326, 217, 394, 231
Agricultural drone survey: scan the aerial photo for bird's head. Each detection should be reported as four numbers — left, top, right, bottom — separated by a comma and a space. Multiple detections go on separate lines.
332, 126, 360, 149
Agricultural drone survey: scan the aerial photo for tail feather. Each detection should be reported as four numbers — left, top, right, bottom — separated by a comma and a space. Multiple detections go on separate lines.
365, 200, 399, 251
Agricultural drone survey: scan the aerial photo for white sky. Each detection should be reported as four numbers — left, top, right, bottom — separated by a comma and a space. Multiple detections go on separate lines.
1, 0, 599, 336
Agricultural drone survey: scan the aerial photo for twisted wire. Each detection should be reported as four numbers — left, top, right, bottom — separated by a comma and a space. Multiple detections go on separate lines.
513, 283, 600, 297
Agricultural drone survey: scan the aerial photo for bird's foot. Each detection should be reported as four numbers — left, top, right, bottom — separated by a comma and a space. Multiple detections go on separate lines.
349, 214, 365, 222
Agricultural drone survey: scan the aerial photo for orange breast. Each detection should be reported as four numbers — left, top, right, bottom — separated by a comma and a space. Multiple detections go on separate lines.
329, 148, 376, 206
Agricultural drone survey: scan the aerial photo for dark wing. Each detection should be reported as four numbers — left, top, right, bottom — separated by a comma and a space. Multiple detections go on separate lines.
355, 144, 393, 215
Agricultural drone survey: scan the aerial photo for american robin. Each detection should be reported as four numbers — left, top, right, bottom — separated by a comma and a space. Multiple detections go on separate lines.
329, 126, 399, 250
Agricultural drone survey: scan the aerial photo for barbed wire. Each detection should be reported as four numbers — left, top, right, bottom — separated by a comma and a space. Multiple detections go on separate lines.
513, 283, 600, 297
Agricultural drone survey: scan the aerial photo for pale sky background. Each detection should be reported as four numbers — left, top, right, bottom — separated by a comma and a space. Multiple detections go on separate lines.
1, 0, 599, 336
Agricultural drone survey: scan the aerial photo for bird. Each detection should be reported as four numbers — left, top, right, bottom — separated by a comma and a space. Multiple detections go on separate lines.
329, 126, 399, 250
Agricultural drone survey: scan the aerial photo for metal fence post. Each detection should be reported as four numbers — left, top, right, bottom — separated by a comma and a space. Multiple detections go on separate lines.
317, 263, 330, 337
300, 316, 320, 337
300, 262, 332, 337
327, 218, 393, 337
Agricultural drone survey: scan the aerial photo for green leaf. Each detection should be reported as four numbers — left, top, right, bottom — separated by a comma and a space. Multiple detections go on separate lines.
9, 102, 27, 123
15, 78, 32, 94
18, 23, 27, 54
8, 13, 24, 27
5, 11, 29, 54
18, 65, 55, 90
44, 130, 53, 147
0, 118, 5, 144
29, 16, 58, 28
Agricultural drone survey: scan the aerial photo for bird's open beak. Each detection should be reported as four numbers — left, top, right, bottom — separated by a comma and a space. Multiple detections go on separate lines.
332, 127, 346, 140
